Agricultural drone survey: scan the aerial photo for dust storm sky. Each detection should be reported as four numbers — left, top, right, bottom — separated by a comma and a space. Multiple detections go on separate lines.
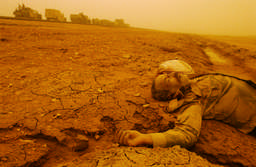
0, 0, 256, 36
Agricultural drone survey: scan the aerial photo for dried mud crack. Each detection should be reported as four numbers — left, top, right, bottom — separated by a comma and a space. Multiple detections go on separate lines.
1, 18, 256, 166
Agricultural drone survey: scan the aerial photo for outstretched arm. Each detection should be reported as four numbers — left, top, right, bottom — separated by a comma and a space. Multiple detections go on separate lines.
116, 129, 153, 147
117, 104, 202, 148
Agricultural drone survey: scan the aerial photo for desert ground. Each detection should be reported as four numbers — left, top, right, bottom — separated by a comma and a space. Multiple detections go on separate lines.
0, 18, 256, 167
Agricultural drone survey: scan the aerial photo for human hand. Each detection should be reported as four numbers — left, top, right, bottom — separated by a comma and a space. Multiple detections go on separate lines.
116, 129, 153, 147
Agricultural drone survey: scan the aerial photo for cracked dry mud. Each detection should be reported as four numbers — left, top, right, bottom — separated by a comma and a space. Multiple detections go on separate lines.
1, 19, 256, 167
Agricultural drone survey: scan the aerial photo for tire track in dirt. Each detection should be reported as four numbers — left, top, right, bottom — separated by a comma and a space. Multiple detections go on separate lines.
202, 43, 256, 81
203, 47, 228, 65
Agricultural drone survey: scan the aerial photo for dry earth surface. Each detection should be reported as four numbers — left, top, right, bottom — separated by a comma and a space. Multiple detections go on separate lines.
0, 19, 256, 167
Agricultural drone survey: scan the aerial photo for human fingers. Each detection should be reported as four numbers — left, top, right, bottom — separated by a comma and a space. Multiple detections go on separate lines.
122, 131, 133, 146
128, 135, 142, 146
124, 131, 143, 146
116, 128, 124, 144
115, 128, 122, 142
119, 130, 129, 145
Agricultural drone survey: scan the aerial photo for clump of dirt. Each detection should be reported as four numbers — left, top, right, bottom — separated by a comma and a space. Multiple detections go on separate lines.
0, 18, 256, 167
193, 120, 256, 166
59, 146, 222, 167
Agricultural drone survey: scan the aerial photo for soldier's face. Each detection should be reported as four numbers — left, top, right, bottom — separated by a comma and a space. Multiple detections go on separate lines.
154, 73, 181, 96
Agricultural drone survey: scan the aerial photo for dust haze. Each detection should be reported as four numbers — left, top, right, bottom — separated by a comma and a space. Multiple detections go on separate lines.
0, 0, 256, 36
1, 0, 256, 166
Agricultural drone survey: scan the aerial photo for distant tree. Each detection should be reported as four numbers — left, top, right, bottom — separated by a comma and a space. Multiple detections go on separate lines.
92, 18, 101, 25
13, 4, 42, 20
115, 19, 130, 27
100, 19, 115, 26
115, 19, 124, 26
91, 18, 130, 27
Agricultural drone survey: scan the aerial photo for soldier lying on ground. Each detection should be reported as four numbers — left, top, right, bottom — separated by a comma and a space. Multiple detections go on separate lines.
116, 71, 256, 148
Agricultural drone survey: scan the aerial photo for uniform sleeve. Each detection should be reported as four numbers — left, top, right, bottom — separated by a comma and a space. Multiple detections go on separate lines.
150, 104, 203, 148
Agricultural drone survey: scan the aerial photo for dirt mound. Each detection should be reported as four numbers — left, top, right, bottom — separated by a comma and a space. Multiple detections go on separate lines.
59, 146, 222, 167
0, 18, 256, 166
194, 120, 256, 166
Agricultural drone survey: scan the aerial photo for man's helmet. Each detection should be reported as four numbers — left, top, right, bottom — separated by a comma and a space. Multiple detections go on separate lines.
157, 60, 194, 75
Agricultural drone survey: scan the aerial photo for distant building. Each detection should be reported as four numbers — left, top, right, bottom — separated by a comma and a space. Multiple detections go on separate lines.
45, 9, 66, 22
70, 13, 90, 24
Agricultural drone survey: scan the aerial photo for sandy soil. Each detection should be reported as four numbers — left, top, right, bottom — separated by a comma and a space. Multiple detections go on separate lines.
0, 19, 256, 167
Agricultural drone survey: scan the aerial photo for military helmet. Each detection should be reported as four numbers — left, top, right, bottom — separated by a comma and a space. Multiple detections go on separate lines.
157, 59, 194, 75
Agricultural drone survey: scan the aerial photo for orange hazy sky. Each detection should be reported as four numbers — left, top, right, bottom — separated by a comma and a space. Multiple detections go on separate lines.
0, 0, 255, 36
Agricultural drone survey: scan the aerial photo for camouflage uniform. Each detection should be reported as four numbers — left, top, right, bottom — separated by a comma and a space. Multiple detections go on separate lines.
150, 74, 256, 148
